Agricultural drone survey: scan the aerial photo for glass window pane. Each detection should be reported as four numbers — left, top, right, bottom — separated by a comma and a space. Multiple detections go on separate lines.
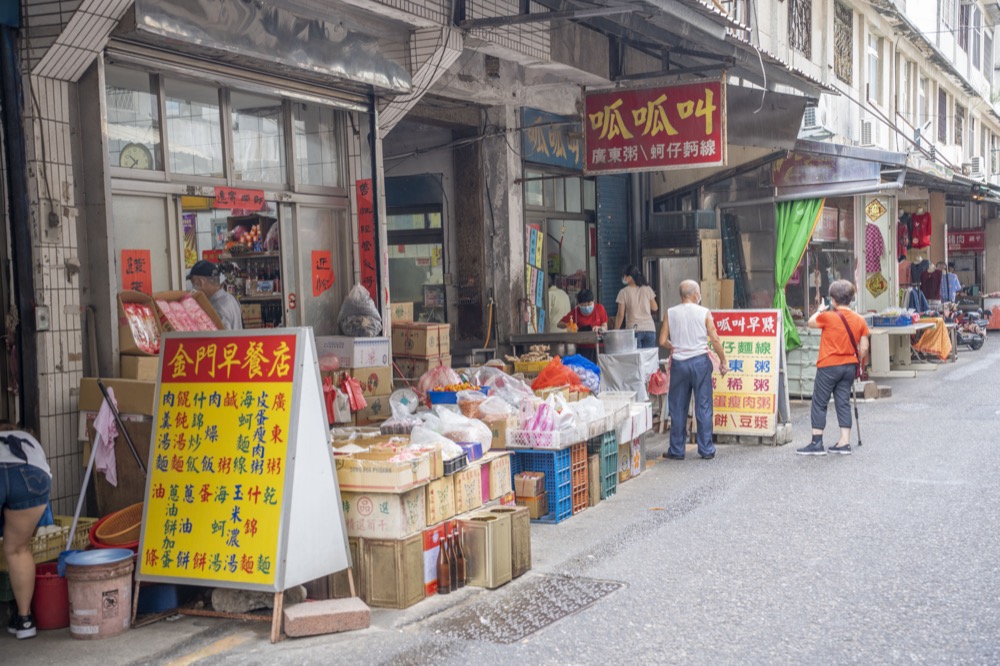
231, 91, 285, 184
106, 65, 162, 171
113, 194, 171, 292
584, 179, 596, 210
524, 169, 543, 207
428, 212, 442, 229
565, 177, 582, 213
387, 213, 427, 231
389, 243, 446, 323
164, 78, 224, 178
297, 206, 351, 335
553, 178, 566, 212
292, 102, 344, 187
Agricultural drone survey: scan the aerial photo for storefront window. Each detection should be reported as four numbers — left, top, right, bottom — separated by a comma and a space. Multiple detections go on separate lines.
292, 102, 344, 188
164, 78, 225, 178
105, 65, 163, 172
786, 198, 858, 321
231, 91, 286, 184
297, 206, 351, 335
113, 194, 171, 292
387, 210, 446, 323
524, 169, 544, 207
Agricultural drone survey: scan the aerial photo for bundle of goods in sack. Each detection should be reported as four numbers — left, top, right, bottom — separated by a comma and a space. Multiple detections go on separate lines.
470, 366, 535, 408
156, 295, 219, 331
417, 407, 492, 457
122, 301, 160, 354
562, 354, 601, 394
338, 284, 383, 337
380, 389, 424, 435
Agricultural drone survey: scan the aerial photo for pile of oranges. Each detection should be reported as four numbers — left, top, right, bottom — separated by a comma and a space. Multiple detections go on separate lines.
432, 382, 481, 392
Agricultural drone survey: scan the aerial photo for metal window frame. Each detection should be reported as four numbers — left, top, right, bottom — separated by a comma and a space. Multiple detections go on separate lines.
788, 0, 812, 59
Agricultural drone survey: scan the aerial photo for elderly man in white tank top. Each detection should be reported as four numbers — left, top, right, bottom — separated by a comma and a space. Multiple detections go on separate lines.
658, 280, 728, 460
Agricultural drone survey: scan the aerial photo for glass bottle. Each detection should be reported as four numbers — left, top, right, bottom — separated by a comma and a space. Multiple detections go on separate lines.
454, 528, 466, 588
437, 533, 451, 595
448, 528, 458, 591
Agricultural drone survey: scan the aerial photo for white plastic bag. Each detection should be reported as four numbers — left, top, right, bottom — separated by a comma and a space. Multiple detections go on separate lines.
435, 406, 492, 452
338, 284, 383, 337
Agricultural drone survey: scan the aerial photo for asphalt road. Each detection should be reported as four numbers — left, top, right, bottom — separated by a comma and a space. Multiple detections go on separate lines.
8, 339, 1000, 665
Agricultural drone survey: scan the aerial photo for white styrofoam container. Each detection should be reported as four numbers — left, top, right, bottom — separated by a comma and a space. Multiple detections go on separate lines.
316, 336, 390, 368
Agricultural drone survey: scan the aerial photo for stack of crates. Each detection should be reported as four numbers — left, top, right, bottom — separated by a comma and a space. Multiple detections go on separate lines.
587, 431, 618, 499
570, 442, 588, 515
510, 447, 573, 524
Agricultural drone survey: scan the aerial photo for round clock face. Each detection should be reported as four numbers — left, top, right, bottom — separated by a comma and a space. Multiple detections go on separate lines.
119, 142, 153, 169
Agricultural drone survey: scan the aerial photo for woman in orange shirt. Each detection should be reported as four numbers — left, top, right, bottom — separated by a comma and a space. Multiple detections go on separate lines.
797, 280, 870, 456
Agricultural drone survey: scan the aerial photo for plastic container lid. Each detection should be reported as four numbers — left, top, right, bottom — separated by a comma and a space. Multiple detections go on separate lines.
65, 548, 134, 567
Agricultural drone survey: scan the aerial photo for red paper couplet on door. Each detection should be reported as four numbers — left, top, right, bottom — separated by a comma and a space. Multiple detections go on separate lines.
312, 250, 334, 297
121, 249, 153, 295
356, 179, 377, 302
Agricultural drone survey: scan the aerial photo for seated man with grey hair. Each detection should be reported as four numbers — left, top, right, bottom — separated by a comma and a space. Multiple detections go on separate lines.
187, 260, 243, 330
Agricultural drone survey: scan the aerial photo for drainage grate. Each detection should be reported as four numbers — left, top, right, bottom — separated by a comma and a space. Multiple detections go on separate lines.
426, 575, 623, 644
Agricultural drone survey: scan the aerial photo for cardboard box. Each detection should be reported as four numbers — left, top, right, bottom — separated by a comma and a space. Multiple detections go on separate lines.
483, 415, 516, 450
453, 462, 484, 514
152, 290, 225, 331
480, 452, 512, 501
118, 290, 161, 356
119, 355, 160, 382
422, 520, 457, 596
335, 450, 431, 492
515, 492, 548, 519
426, 476, 456, 525
341, 486, 427, 540
514, 471, 545, 498
588, 454, 601, 507
79, 377, 157, 416
370, 440, 444, 480
720, 279, 735, 309
618, 442, 632, 483
86, 418, 152, 516
316, 336, 391, 369
349, 366, 393, 397
355, 395, 391, 426
391, 323, 451, 359
360, 534, 425, 609
393, 355, 451, 380
390, 302, 414, 323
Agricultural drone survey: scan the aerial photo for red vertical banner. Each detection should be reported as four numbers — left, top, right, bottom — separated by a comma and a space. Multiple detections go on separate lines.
355, 179, 377, 302
121, 249, 153, 295
311, 250, 334, 297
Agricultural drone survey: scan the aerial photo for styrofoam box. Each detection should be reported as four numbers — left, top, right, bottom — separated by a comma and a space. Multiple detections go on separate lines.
316, 336, 391, 369
631, 403, 653, 438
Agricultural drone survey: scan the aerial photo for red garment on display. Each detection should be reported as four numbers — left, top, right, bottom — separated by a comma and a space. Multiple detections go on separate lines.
897, 218, 910, 252
911, 212, 932, 249
921, 268, 942, 301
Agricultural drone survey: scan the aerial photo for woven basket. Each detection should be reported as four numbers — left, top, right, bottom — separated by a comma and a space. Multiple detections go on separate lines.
94, 502, 144, 546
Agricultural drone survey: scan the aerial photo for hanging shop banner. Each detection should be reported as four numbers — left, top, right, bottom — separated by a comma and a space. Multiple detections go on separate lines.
710, 309, 782, 437
521, 108, 584, 170
311, 250, 334, 297
137, 329, 350, 592
213, 186, 266, 211
947, 228, 985, 252
356, 179, 378, 302
121, 249, 153, 295
584, 80, 726, 175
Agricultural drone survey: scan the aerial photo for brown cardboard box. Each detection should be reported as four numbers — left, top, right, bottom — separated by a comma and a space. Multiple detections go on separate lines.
79, 378, 157, 416
118, 290, 161, 356
515, 492, 548, 519
483, 415, 516, 450
393, 355, 451, 380
453, 462, 484, 514
355, 395, 391, 425
335, 450, 431, 492
152, 290, 225, 331
720, 279, 735, 309
341, 486, 427, 539
120, 355, 159, 381
86, 418, 152, 516
360, 534, 426, 609
481, 452, 513, 501
588, 454, 601, 507
391, 323, 451, 358
349, 366, 393, 397
514, 471, 545, 498
425, 476, 456, 525
389, 302, 414, 323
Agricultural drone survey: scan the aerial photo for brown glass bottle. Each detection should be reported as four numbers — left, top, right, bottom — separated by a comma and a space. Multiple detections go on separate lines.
437, 533, 451, 594
448, 529, 458, 591
454, 528, 466, 588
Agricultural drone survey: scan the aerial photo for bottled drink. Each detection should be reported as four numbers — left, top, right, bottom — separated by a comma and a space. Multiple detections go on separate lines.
448, 529, 458, 591
454, 528, 466, 588
437, 533, 451, 595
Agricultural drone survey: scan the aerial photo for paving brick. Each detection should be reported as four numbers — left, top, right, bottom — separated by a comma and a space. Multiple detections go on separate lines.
283, 597, 371, 638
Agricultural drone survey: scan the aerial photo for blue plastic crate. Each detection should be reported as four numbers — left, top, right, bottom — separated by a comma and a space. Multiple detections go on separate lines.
511, 448, 573, 524
428, 387, 489, 404
871, 314, 913, 327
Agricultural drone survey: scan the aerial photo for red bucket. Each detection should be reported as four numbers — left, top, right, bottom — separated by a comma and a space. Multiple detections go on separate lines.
31, 563, 69, 630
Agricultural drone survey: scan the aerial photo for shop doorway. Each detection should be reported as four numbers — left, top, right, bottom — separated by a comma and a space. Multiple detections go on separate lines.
387, 207, 446, 323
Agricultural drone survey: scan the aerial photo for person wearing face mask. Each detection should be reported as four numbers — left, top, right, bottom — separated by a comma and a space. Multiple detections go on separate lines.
558, 289, 608, 362
614, 265, 658, 348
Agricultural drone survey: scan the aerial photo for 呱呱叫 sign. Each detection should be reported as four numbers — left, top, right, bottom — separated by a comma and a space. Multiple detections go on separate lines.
584, 80, 726, 175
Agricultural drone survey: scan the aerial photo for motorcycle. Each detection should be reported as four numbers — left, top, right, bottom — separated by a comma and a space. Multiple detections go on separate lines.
945, 302, 988, 351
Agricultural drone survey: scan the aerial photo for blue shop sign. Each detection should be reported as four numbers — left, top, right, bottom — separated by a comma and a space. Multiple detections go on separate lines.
521, 108, 583, 171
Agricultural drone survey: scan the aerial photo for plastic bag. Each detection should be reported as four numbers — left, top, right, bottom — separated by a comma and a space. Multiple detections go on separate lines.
456, 389, 488, 418
332, 389, 352, 424
573, 395, 606, 426
416, 366, 461, 400
478, 396, 513, 418
563, 354, 601, 393
472, 366, 534, 407
531, 357, 583, 391
409, 424, 464, 460
338, 284, 383, 337
435, 407, 492, 452
380, 389, 424, 435
563, 354, 600, 377
547, 394, 584, 443
389, 388, 420, 415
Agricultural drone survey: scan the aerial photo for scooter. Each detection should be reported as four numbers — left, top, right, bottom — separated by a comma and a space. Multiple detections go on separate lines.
946, 303, 988, 351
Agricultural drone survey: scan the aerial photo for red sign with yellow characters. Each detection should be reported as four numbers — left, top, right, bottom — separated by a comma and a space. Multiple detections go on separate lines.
584, 80, 726, 174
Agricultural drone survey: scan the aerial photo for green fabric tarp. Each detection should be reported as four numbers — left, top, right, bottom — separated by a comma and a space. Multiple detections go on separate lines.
773, 198, 824, 351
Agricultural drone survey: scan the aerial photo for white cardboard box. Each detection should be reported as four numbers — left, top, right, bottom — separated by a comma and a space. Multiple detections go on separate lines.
316, 336, 391, 369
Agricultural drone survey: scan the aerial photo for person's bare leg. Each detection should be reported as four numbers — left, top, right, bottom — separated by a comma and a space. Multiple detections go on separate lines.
3, 504, 47, 615
837, 427, 851, 446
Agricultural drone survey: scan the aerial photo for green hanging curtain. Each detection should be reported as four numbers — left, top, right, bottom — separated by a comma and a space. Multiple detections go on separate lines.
773, 198, 825, 351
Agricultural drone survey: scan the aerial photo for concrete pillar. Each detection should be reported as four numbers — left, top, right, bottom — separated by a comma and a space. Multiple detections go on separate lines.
482, 105, 524, 345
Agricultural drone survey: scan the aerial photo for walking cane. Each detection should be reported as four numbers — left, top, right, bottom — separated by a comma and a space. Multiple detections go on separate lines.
853, 365, 863, 447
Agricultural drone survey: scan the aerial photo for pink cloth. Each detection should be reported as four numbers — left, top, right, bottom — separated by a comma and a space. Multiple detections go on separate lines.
94, 388, 119, 487
865, 223, 885, 273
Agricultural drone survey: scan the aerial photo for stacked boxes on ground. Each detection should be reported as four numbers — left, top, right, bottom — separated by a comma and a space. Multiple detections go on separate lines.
316, 336, 392, 426
391, 322, 451, 381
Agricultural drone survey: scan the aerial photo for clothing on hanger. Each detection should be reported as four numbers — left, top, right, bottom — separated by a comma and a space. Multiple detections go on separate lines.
898, 257, 912, 286
897, 213, 912, 252
865, 223, 885, 273
911, 211, 932, 249
921, 267, 942, 300
911, 258, 930, 284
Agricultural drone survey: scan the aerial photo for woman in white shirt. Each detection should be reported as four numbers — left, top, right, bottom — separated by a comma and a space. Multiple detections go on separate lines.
614, 265, 658, 348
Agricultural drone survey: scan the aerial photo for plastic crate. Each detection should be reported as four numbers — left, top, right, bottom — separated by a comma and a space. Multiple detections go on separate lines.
428, 387, 489, 405
587, 431, 618, 499
0, 515, 96, 572
871, 314, 914, 327
443, 452, 468, 475
506, 429, 562, 450
570, 442, 588, 515
586, 414, 610, 439
511, 448, 573, 524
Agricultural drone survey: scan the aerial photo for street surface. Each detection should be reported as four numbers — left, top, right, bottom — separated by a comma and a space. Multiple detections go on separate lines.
6, 340, 1000, 665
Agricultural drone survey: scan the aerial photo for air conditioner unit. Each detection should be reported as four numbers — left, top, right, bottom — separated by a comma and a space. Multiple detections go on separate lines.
970, 155, 985, 178
860, 119, 874, 147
